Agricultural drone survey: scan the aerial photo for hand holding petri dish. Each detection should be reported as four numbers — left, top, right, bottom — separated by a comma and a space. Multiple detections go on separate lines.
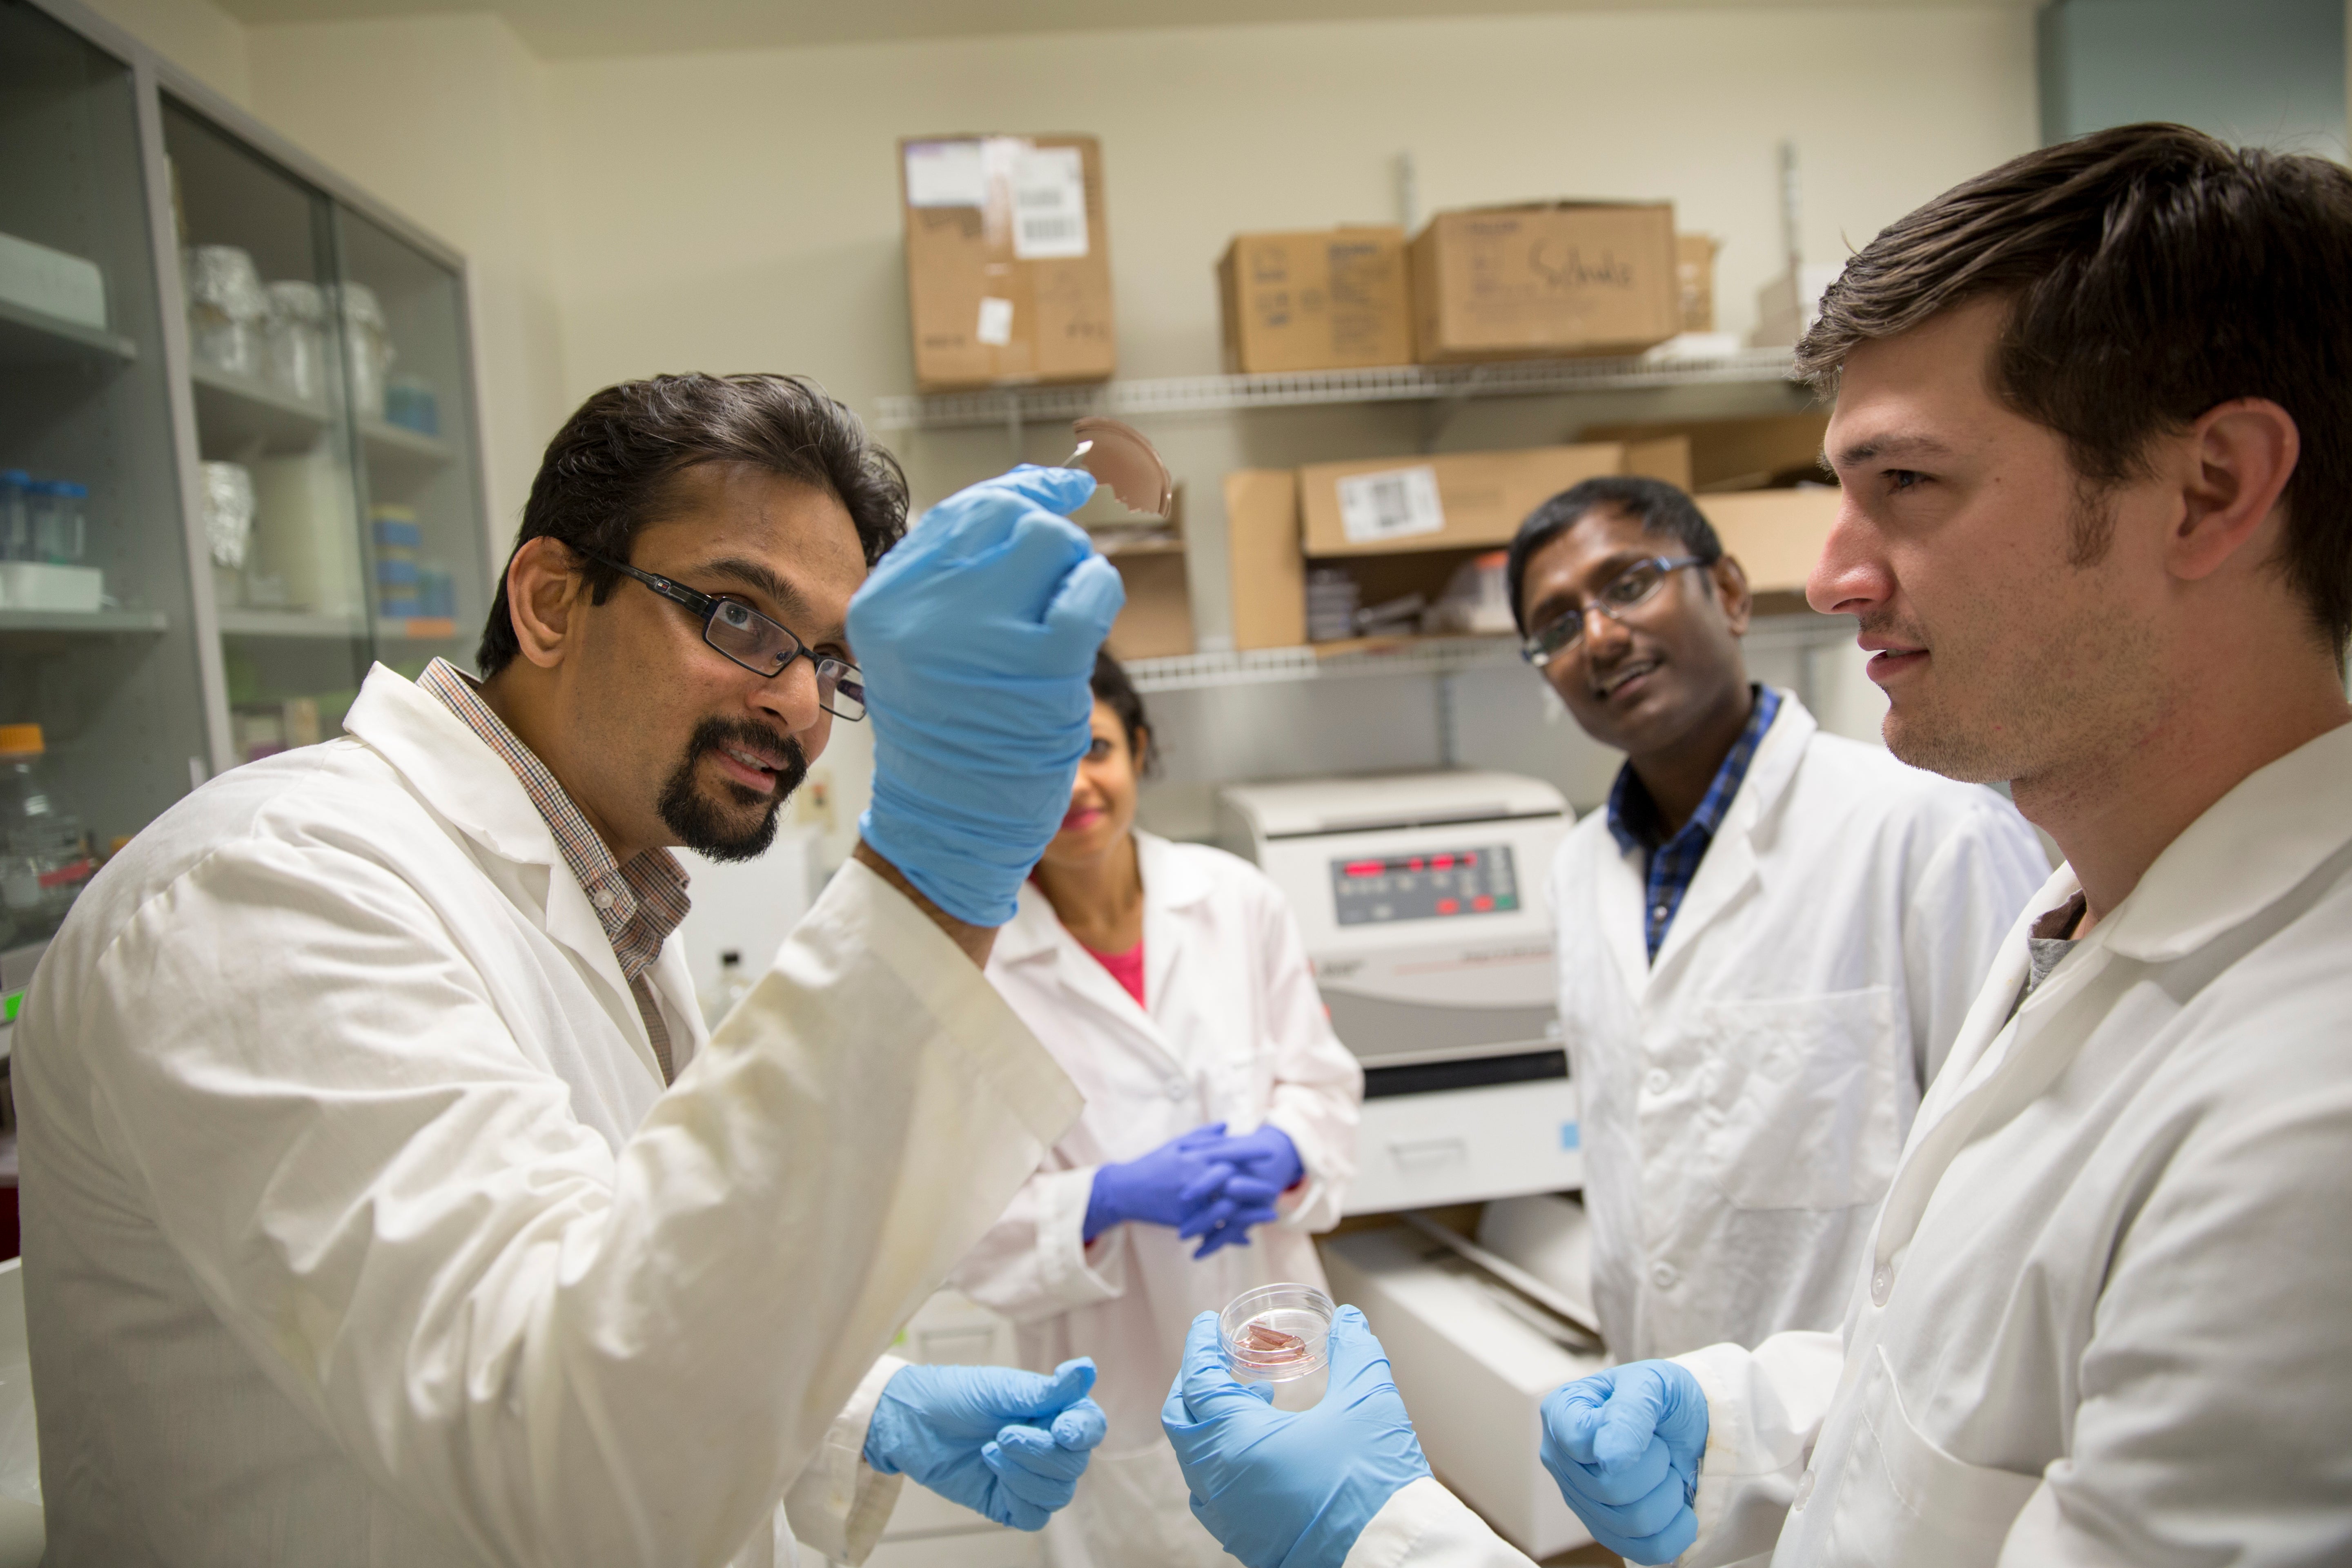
1219, 1283, 1335, 1393
1065, 416, 1174, 521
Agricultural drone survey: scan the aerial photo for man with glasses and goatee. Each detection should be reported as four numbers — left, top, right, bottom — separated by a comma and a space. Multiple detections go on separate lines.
15, 373, 1118, 1568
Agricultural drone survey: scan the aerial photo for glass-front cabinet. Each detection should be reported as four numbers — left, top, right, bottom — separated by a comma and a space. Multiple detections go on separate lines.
0, 0, 492, 1045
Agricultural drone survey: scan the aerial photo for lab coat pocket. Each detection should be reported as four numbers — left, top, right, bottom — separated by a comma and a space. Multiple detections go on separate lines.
1699, 986, 1901, 1210
1821, 1347, 2039, 1568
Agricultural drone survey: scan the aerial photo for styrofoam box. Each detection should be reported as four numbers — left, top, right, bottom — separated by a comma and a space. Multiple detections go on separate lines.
0, 231, 106, 330
1320, 1226, 1604, 1559
0, 563, 103, 613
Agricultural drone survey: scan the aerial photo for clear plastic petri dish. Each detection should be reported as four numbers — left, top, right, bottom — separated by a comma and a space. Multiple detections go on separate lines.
1065, 416, 1175, 520
1219, 1283, 1335, 1383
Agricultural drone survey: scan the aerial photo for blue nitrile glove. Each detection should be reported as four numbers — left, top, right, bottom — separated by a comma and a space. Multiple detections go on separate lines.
1539, 1361, 1710, 1564
850, 465, 1126, 926
1180, 1125, 1303, 1260
864, 1359, 1108, 1530
1163, 1307, 1432, 1568
1085, 1123, 1236, 1243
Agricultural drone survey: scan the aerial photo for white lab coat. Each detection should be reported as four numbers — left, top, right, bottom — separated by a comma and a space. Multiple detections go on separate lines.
13, 664, 1083, 1568
1550, 692, 2047, 1360
955, 832, 1364, 1568
1337, 719, 2352, 1568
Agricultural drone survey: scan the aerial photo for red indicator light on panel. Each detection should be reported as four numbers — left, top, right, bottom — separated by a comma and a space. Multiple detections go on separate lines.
1472, 894, 1494, 912
1344, 861, 1385, 878
1436, 898, 1459, 915
1409, 858, 1425, 871
1463, 852, 1478, 866
1431, 854, 1454, 870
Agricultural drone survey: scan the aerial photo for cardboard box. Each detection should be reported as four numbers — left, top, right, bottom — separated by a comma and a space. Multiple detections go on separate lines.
1217, 227, 1413, 374
1298, 441, 1687, 557
899, 134, 1115, 392
1582, 412, 1829, 492
1410, 203, 1679, 363
1225, 469, 1307, 651
1696, 486, 1842, 593
1676, 233, 1717, 333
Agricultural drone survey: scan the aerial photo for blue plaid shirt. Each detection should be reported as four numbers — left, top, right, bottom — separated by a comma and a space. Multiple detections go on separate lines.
1607, 686, 1783, 962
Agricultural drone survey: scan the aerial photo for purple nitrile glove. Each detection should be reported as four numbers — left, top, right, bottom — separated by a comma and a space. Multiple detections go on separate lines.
1084, 1123, 1234, 1243
1178, 1124, 1305, 1259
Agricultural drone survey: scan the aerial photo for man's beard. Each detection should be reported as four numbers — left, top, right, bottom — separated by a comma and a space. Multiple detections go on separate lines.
657, 717, 808, 862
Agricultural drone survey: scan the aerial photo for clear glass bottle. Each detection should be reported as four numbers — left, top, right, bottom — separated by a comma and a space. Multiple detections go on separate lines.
31, 481, 87, 564
698, 949, 755, 1028
0, 726, 95, 950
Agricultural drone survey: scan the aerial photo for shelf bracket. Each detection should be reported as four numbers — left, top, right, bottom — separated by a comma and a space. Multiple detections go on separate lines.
1003, 392, 1025, 461
1420, 365, 1488, 452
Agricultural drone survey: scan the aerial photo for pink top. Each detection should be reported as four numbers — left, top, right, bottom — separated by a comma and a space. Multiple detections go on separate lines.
1085, 939, 1146, 1008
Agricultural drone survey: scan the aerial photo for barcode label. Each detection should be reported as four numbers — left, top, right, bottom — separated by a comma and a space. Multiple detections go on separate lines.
1009, 147, 1089, 259
1336, 466, 1446, 544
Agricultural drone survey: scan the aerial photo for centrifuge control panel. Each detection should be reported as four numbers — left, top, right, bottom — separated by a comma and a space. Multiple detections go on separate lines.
1328, 844, 1520, 927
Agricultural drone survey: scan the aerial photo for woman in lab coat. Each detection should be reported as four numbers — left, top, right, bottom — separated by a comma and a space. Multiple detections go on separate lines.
955, 653, 1364, 1568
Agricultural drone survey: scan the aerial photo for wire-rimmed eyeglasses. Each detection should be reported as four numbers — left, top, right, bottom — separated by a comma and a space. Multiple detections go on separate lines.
588, 555, 866, 722
1519, 556, 1706, 668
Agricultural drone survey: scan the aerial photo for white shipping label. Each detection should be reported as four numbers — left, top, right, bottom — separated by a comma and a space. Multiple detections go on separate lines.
975, 296, 1015, 347
1009, 147, 1089, 260
904, 140, 987, 207
1336, 466, 1446, 545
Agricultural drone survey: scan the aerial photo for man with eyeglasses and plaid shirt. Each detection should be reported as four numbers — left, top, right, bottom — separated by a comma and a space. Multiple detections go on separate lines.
14, 374, 1126, 1567
1497, 474, 2046, 1370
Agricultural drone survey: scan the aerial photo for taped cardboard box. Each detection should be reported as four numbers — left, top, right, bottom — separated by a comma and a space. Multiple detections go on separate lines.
1581, 411, 1829, 492
1298, 441, 1690, 558
1695, 487, 1842, 596
1089, 486, 1195, 660
900, 134, 1115, 392
1410, 203, 1679, 363
1217, 227, 1413, 374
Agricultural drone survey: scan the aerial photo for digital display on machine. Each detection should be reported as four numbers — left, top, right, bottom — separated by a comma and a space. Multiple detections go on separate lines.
1329, 845, 1519, 927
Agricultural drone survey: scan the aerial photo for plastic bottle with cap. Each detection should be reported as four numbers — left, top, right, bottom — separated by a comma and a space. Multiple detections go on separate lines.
0, 724, 95, 949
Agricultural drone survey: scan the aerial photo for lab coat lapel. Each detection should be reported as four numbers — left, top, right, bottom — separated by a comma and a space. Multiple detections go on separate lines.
1875, 721, 2352, 1270
1594, 842, 1652, 1003
341, 663, 669, 1082
1139, 831, 1212, 1023
998, 875, 1185, 1077
1647, 692, 1813, 981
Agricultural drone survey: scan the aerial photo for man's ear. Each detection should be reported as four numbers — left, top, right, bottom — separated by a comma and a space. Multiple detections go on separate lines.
1712, 554, 1753, 638
503, 537, 588, 671
2169, 397, 2299, 586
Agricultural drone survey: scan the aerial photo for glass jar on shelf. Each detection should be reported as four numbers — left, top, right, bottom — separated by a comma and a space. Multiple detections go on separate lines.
263, 279, 329, 405
28, 481, 87, 564
339, 282, 392, 420
184, 244, 270, 381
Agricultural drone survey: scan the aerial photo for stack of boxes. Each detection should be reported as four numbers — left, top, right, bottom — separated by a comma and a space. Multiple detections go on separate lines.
893, 137, 1788, 656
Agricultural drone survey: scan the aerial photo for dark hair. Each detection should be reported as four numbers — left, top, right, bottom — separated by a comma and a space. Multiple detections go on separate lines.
1797, 122, 2352, 655
478, 373, 909, 675
1506, 475, 1723, 635
1089, 650, 1154, 772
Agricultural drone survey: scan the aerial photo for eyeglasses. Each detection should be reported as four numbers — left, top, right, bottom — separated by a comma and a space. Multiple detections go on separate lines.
588, 555, 866, 722
1520, 555, 1706, 668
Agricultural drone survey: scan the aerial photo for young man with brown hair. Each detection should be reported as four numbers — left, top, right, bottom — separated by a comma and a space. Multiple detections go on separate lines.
1159, 123, 2352, 1568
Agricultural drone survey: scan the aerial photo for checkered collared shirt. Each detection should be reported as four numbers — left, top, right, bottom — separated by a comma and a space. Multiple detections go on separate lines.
1607, 684, 1782, 963
418, 658, 692, 1082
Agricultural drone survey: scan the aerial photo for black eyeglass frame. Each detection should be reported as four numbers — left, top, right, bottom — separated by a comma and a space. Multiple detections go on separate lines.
587, 554, 866, 722
1519, 555, 1709, 668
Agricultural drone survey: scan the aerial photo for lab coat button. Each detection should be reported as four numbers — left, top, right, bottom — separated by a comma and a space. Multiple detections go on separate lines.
1164, 1079, 1187, 1101
1871, 1263, 1893, 1307
1793, 1468, 1815, 1510
1644, 1068, 1672, 1096
1650, 1261, 1679, 1290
